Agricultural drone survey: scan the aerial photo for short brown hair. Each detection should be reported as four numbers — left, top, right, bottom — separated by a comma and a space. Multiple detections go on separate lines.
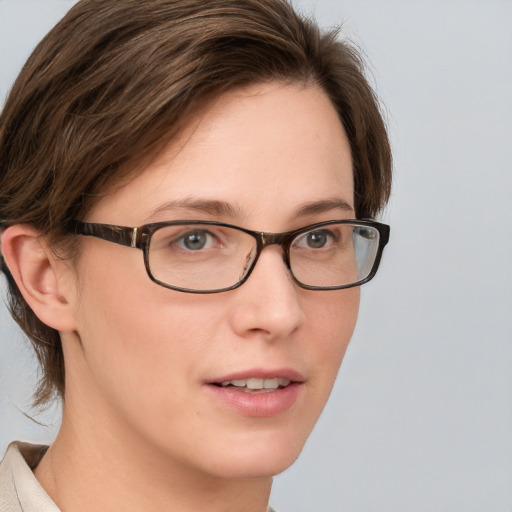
0, 0, 392, 406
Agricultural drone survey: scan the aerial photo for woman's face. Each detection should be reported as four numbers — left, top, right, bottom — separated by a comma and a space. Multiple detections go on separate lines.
64, 82, 359, 479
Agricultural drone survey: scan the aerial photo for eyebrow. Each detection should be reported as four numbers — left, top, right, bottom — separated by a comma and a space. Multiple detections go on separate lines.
295, 197, 354, 216
146, 196, 354, 222
147, 198, 243, 220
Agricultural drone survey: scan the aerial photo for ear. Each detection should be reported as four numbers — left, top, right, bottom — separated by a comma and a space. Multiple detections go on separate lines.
1, 225, 78, 332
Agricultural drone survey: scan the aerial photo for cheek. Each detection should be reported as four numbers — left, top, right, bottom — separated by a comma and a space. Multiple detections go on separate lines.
314, 286, 359, 346
76, 263, 241, 366
306, 287, 360, 393
71, 248, 217, 412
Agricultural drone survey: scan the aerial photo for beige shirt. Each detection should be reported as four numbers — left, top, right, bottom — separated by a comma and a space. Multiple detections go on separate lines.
0, 442, 278, 512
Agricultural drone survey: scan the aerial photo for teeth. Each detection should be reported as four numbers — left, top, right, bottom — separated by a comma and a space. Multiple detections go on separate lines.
220, 377, 291, 390
247, 378, 264, 389
262, 378, 278, 389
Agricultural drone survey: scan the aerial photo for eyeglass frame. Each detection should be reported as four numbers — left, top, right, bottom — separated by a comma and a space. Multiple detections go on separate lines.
70, 218, 390, 293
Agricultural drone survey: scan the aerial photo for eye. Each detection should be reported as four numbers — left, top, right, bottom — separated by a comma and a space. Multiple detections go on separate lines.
305, 230, 329, 248
177, 230, 216, 251
294, 229, 335, 250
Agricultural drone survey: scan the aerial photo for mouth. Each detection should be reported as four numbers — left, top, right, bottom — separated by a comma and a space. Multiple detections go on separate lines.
205, 370, 304, 417
216, 377, 292, 394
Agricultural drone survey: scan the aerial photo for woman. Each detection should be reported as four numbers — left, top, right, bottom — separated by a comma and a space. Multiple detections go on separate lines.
0, 1, 391, 511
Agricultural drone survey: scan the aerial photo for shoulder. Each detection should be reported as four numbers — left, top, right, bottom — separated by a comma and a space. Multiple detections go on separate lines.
0, 442, 59, 512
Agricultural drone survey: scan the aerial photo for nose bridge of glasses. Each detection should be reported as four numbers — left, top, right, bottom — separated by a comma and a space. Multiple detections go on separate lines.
257, 231, 292, 265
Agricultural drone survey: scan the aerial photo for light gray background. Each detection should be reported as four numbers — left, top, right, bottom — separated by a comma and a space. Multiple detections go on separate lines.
1, 1, 511, 511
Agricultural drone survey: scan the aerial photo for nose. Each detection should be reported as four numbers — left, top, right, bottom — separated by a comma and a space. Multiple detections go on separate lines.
228, 246, 305, 340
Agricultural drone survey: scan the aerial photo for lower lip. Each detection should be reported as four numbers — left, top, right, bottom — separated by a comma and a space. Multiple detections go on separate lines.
205, 383, 302, 417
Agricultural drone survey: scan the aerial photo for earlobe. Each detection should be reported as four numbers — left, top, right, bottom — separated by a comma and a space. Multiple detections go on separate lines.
1, 225, 77, 332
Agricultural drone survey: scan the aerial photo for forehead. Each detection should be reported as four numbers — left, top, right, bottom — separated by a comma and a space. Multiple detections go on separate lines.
88, 82, 354, 229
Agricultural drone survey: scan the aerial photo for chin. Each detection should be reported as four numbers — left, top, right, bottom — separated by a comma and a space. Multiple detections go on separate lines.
198, 428, 310, 480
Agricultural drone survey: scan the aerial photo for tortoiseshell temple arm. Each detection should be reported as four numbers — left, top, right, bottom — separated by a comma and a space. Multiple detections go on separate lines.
72, 221, 140, 248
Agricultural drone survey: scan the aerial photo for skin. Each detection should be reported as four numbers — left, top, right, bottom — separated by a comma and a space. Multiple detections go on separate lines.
3, 82, 359, 512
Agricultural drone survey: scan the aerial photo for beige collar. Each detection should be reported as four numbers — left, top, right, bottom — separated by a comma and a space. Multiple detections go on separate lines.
0, 442, 59, 512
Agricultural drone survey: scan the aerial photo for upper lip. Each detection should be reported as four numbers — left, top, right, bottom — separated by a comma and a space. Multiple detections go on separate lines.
207, 368, 305, 385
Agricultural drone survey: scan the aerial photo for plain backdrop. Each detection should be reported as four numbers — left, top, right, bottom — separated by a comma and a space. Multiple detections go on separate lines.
1, 1, 511, 511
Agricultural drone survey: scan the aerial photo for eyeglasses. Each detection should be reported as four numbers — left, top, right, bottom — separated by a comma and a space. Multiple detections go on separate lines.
71, 219, 390, 293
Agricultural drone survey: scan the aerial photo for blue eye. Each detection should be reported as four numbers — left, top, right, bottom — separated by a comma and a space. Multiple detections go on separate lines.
178, 230, 213, 250
305, 230, 329, 248
294, 229, 335, 250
